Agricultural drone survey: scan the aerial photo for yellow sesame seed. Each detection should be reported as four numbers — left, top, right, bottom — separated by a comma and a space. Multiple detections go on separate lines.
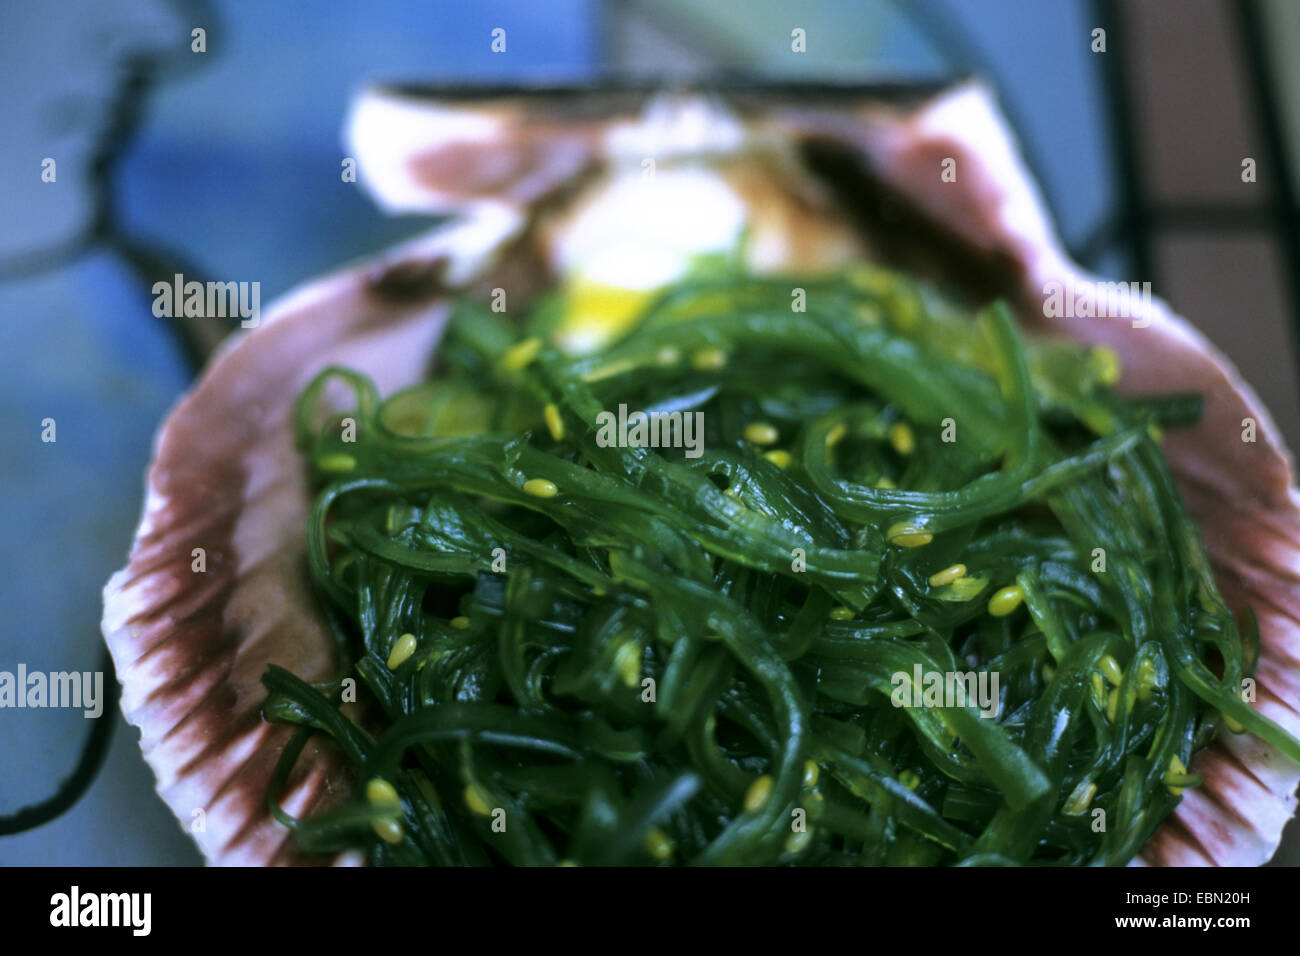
848, 264, 892, 295
1091, 672, 1107, 710
855, 303, 882, 325
365, 778, 401, 808
874, 476, 897, 489
690, 347, 727, 370
928, 563, 968, 588
1165, 755, 1190, 796
886, 523, 933, 548
899, 770, 921, 791
825, 423, 847, 448
386, 632, 417, 670
644, 827, 674, 860
371, 818, 404, 844
784, 827, 813, 854
763, 449, 792, 470
743, 422, 780, 446
1136, 658, 1158, 700
803, 761, 820, 789
614, 642, 641, 688
1099, 654, 1124, 686
1223, 713, 1246, 733
829, 607, 854, 621
655, 346, 681, 366
743, 775, 774, 814
1106, 688, 1119, 722
502, 337, 542, 371
317, 453, 356, 473
1148, 422, 1164, 443
1092, 346, 1122, 386
450, 616, 470, 630
987, 585, 1025, 617
581, 358, 638, 383
544, 403, 564, 441
464, 784, 492, 816
1062, 780, 1096, 815
523, 478, 558, 498
888, 422, 915, 456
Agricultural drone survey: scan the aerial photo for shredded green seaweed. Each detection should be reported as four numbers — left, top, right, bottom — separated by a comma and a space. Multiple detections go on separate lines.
263, 262, 1300, 866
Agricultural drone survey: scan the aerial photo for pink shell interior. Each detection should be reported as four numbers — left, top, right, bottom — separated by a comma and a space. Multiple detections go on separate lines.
103, 82, 1300, 865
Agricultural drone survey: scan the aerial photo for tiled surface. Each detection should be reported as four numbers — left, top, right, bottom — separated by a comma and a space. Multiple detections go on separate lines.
1153, 232, 1300, 447
1119, 0, 1300, 459
1125, 0, 1275, 206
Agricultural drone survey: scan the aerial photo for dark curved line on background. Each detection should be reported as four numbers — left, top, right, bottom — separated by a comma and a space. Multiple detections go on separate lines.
0, 0, 220, 838
0, 650, 120, 836
0, 57, 150, 282
0, 0, 217, 282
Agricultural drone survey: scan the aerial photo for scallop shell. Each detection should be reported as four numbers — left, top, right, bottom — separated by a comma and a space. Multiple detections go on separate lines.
103, 80, 1299, 865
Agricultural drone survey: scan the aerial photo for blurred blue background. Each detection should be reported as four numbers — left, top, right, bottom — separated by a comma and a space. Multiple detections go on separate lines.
1, 0, 1296, 864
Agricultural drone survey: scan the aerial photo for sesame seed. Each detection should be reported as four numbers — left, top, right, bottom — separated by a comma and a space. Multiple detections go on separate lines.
784, 827, 813, 854
614, 642, 641, 688
523, 478, 558, 498
888, 422, 915, 456
464, 784, 492, 816
544, 403, 564, 441
1136, 658, 1158, 700
386, 632, 417, 670
743, 775, 774, 814
986, 585, 1025, 617
1165, 755, 1192, 796
644, 827, 674, 860
886, 523, 933, 548
803, 761, 820, 789
1092, 346, 1122, 386
1062, 780, 1096, 815
690, 348, 727, 370
928, 563, 968, 588
502, 337, 542, 371
763, 449, 792, 470
365, 778, 401, 808
371, 818, 404, 844
317, 453, 356, 473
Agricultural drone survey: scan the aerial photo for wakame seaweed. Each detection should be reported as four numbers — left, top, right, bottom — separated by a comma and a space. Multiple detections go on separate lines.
263, 262, 1300, 866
